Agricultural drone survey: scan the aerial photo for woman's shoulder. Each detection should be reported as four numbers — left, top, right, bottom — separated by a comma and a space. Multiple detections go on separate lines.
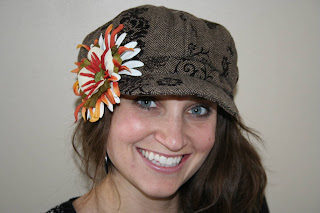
46, 197, 79, 213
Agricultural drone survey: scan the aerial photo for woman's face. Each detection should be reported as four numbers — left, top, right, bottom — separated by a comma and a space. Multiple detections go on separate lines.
106, 95, 217, 199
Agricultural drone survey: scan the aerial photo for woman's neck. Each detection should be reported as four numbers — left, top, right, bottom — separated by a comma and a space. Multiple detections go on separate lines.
74, 174, 181, 213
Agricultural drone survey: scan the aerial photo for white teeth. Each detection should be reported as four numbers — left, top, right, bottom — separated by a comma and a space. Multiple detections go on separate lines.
152, 160, 161, 166
173, 157, 177, 164
140, 149, 183, 167
155, 154, 160, 161
167, 157, 173, 165
159, 156, 167, 164
148, 152, 154, 161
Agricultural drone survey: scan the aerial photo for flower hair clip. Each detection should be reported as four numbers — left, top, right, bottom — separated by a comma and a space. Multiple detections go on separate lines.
72, 24, 144, 122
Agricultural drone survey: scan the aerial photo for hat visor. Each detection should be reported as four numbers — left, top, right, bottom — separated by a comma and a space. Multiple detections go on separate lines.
118, 74, 238, 116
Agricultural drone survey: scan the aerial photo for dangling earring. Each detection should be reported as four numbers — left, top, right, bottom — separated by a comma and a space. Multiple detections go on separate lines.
104, 154, 108, 173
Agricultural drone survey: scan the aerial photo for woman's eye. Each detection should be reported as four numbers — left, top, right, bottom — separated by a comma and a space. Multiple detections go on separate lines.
136, 98, 157, 109
188, 106, 209, 116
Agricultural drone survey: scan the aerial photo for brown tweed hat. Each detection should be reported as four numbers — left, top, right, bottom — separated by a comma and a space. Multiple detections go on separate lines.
78, 5, 239, 116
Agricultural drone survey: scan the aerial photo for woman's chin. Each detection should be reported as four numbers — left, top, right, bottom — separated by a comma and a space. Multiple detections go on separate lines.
139, 185, 180, 200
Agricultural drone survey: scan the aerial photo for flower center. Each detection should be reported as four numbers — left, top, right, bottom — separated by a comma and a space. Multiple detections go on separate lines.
94, 65, 105, 82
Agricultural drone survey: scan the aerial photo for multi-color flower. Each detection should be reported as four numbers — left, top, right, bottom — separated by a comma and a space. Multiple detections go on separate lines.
72, 24, 144, 122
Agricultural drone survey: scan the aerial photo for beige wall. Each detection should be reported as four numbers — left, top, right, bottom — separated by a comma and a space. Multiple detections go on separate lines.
1, 0, 319, 212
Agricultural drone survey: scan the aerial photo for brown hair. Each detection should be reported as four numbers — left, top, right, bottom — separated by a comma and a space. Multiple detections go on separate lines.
72, 106, 267, 212
72, 109, 112, 183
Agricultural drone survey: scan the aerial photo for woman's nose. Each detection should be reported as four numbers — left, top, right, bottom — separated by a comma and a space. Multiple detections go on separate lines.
154, 115, 188, 152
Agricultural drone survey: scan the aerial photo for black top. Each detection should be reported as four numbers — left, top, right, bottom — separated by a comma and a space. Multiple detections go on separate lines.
46, 197, 78, 213
46, 197, 269, 213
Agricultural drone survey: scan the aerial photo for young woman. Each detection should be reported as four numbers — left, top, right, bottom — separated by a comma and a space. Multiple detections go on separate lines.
48, 5, 268, 213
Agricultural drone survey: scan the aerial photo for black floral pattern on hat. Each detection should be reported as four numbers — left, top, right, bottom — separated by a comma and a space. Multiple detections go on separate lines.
119, 7, 150, 55
221, 56, 231, 77
173, 43, 215, 82
143, 56, 170, 72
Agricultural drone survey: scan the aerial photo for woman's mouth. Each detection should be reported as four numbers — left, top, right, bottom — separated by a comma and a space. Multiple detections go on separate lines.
139, 148, 183, 167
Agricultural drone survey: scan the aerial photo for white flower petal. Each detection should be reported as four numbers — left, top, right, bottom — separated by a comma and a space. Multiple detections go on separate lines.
98, 34, 103, 43
87, 109, 91, 120
107, 34, 111, 49
118, 68, 142, 76
114, 34, 118, 43
78, 67, 105, 97
98, 34, 106, 50
107, 102, 114, 112
100, 101, 104, 118
121, 48, 141, 61
114, 96, 120, 103
116, 33, 127, 47
88, 46, 104, 61
104, 49, 114, 74
124, 41, 137, 49
122, 60, 144, 69
101, 41, 106, 51
78, 67, 94, 95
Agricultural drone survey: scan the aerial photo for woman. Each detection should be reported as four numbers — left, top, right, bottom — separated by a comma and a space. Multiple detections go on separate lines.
48, 5, 268, 213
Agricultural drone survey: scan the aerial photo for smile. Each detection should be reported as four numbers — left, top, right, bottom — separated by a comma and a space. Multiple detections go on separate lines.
139, 149, 183, 167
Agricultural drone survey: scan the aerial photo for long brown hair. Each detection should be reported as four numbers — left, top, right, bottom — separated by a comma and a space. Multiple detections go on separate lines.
179, 107, 267, 212
72, 109, 112, 183
72, 106, 267, 212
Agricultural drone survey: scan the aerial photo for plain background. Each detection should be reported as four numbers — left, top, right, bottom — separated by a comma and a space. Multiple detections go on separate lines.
1, 0, 319, 212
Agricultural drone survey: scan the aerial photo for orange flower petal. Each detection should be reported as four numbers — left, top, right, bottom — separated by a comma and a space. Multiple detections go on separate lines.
73, 81, 81, 96
106, 89, 116, 105
110, 24, 124, 47
104, 24, 113, 51
101, 94, 109, 106
118, 46, 134, 55
112, 58, 121, 68
71, 68, 80, 73
113, 82, 120, 97
77, 44, 90, 51
74, 101, 85, 122
119, 65, 130, 72
108, 75, 119, 82
88, 107, 94, 120
89, 99, 102, 122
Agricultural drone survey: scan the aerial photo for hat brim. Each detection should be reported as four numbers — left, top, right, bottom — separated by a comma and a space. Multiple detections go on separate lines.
119, 73, 238, 116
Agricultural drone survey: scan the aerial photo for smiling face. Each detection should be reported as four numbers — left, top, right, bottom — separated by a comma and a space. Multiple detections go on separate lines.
106, 95, 217, 199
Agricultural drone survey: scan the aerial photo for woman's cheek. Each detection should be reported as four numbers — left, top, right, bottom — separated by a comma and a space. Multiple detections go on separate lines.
192, 123, 216, 152
115, 110, 152, 142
